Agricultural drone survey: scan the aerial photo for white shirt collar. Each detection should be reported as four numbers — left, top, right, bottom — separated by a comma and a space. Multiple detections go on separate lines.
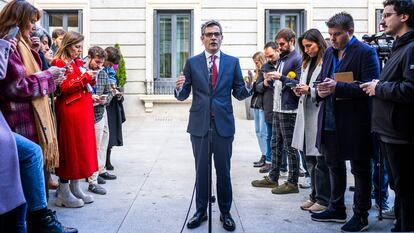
205, 50, 221, 60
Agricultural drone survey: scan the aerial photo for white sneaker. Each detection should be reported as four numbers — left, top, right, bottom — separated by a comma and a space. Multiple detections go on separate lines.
299, 176, 311, 189
280, 171, 288, 177
382, 206, 395, 219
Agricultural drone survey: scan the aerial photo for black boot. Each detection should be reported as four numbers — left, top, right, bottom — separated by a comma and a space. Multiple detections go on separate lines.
30, 208, 78, 233
253, 155, 265, 167
106, 147, 114, 170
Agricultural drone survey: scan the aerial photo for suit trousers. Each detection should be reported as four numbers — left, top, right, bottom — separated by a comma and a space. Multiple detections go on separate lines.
323, 131, 372, 217
190, 119, 234, 214
379, 140, 414, 232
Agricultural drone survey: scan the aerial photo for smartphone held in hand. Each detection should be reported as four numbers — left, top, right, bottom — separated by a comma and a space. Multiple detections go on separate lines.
100, 94, 108, 100
285, 82, 296, 88
5, 26, 19, 40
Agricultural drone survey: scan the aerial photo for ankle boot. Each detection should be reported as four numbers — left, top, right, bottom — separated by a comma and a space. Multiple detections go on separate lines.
56, 182, 84, 208
253, 155, 265, 167
69, 180, 94, 204
31, 209, 78, 233
106, 147, 114, 170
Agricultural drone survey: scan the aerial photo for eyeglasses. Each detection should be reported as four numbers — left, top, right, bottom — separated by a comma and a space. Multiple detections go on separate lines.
329, 31, 344, 38
203, 32, 222, 38
381, 12, 398, 19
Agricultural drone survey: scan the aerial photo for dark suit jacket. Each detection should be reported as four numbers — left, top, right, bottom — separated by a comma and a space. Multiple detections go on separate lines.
315, 39, 380, 161
175, 51, 252, 137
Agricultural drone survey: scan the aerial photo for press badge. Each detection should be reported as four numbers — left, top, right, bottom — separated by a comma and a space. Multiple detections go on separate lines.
410, 64, 414, 70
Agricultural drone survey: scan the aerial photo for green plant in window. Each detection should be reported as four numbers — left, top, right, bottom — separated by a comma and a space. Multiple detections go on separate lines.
114, 43, 127, 88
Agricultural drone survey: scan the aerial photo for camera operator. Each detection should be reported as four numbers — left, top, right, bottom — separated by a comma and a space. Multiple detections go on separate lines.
361, 0, 414, 231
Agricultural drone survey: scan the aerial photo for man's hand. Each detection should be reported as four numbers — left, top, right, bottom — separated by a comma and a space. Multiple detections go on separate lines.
176, 72, 185, 90
87, 70, 99, 81
266, 71, 281, 80
317, 78, 336, 98
360, 79, 379, 96
245, 70, 253, 88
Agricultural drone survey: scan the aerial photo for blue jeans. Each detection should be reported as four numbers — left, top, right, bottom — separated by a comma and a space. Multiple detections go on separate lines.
253, 109, 267, 156
14, 133, 47, 212
0, 203, 27, 233
265, 122, 272, 163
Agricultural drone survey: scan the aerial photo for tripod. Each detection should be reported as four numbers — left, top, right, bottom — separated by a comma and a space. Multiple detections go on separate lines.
375, 55, 389, 221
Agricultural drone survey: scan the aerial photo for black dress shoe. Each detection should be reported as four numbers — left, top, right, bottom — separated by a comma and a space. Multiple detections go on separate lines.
220, 212, 236, 231
99, 172, 117, 180
186, 211, 207, 229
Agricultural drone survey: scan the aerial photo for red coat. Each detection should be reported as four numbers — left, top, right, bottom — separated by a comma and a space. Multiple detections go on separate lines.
52, 58, 98, 180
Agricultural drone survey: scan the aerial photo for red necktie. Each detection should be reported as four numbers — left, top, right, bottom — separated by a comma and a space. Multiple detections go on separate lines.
211, 55, 218, 89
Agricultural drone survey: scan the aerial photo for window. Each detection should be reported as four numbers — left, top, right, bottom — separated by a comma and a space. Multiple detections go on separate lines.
41, 10, 83, 35
265, 10, 305, 44
375, 9, 384, 32
154, 10, 193, 94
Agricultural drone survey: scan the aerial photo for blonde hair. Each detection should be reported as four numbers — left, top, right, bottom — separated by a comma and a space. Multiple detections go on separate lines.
252, 51, 266, 82
54, 31, 84, 61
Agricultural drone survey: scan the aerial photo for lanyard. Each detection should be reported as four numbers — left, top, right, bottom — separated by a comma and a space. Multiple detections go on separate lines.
332, 36, 357, 75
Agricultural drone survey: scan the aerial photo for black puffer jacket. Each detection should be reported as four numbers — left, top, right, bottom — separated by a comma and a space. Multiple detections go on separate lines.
372, 31, 414, 143
250, 70, 264, 109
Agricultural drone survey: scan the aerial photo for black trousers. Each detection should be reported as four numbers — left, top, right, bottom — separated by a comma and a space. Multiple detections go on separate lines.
306, 155, 331, 206
379, 140, 414, 232
323, 131, 372, 217
190, 120, 234, 214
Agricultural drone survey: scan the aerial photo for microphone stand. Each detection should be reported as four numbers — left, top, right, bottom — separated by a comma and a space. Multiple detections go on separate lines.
207, 62, 214, 233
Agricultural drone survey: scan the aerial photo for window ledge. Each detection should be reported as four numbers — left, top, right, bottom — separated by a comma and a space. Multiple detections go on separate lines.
138, 94, 192, 113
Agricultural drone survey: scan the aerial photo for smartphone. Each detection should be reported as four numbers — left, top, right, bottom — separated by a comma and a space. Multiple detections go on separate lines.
285, 82, 296, 88
5, 26, 19, 40
64, 60, 73, 69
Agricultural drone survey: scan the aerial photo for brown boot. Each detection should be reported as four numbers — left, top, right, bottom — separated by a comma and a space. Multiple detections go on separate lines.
48, 177, 58, 190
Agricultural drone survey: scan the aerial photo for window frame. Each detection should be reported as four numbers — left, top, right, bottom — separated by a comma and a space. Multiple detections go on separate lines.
265, 9, 305, 44
154, 10, 193, 81
41, 9, 83, 34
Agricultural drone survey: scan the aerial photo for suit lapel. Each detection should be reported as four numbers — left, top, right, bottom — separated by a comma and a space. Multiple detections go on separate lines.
197, 52, 209, 83
216, 52, 226, 89
338, 41, 359, 72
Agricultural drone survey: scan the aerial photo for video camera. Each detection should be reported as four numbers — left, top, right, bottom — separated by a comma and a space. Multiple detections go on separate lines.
362, 33, 394, 60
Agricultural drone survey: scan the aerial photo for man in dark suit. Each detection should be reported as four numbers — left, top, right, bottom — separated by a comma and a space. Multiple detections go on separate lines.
175, 20, 252, 232
310, 12, 380, 232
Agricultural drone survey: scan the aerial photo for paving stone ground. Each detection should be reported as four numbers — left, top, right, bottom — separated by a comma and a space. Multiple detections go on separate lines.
49, 116, 394, 233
